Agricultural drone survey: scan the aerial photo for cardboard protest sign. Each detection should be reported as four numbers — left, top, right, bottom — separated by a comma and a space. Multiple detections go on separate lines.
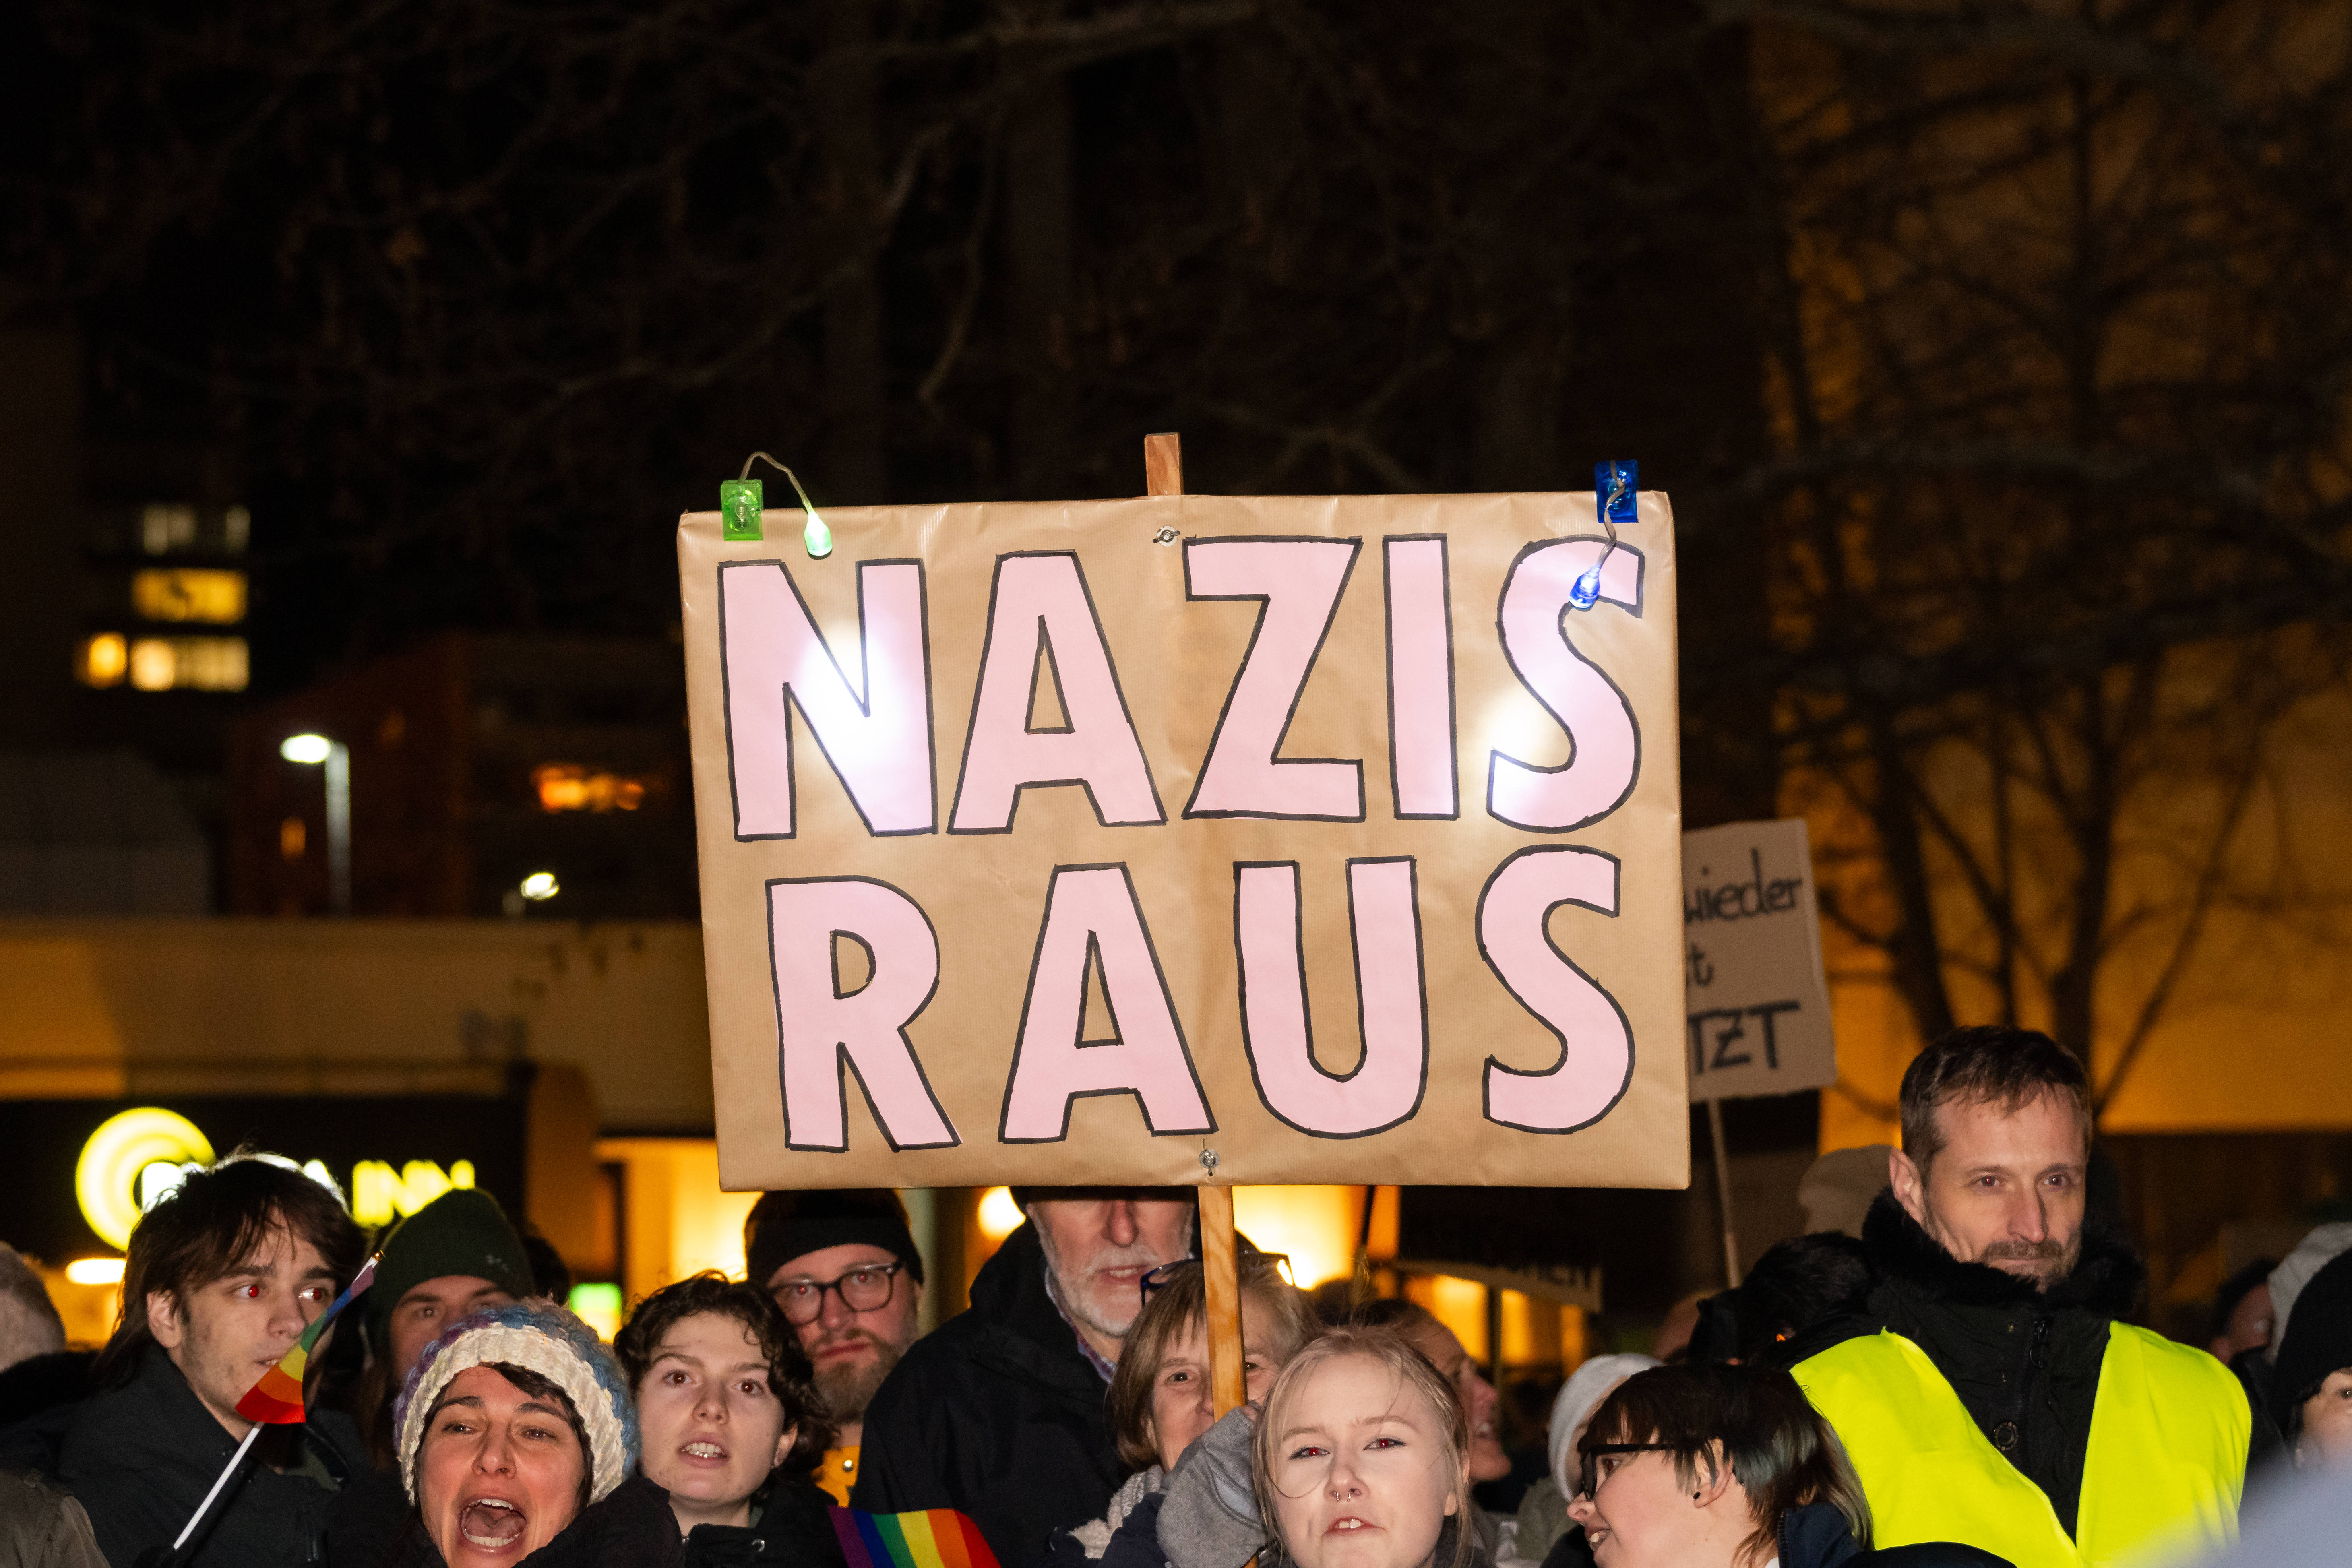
1681, 818, 1837, 1102
679, 489, 1688, 1190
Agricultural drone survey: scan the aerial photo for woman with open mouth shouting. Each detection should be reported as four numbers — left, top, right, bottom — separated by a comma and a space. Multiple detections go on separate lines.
616, 1272, 847, 1566
392, 1299, 680, 1566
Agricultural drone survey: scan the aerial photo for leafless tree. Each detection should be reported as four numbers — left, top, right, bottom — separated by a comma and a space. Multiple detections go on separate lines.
1730, 0, 2352, 1115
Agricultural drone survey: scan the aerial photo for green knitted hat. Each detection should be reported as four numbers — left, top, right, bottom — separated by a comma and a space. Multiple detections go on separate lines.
366, 1188, 537, 1351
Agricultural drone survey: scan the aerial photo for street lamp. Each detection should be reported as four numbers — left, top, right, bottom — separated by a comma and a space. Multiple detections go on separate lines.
280, 732, 351, 916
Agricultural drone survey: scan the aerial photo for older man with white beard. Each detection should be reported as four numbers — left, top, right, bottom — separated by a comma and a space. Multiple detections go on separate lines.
853, 1187, 1195, 1568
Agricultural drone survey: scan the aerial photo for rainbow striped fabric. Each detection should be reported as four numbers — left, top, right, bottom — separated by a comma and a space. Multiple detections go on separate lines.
234, 1254, 379, 1425
829, 1508, 999, 1568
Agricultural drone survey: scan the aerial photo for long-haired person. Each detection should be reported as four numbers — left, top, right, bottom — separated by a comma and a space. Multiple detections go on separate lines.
1567, 1364, 2009, 1568
1052, 1250, 1314, 1567
615, 1272, 847, 1565
1252, 1325, 1484, 1568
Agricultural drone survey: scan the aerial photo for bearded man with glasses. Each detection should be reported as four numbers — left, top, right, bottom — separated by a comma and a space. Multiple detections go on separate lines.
745, 1188, 929, 1506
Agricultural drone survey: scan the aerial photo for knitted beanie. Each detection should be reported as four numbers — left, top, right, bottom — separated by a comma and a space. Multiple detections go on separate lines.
744, 1189, 925, 1291
1547, 1353, 1660, 1493
2273, 1249, 2352, 1413
2267, 1222, 2352, 1364
392, 1301, 637, 1505
366, 1188, 537, 1354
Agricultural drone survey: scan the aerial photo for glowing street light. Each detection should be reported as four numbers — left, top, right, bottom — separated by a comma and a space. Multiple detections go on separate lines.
280, 733, 351, 915
518, 871, 560, 902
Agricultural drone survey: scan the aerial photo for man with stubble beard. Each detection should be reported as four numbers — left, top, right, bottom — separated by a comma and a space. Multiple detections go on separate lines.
853, 1187, 1194, 1568
746, 1189, 928, 1506
1783, 1027, 2251, 1568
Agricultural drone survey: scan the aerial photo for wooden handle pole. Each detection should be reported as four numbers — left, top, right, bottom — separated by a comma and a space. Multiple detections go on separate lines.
1199, 1182, 1246, 1415
1705, 1096, 1741, 1288
1145, 432, 1184, 496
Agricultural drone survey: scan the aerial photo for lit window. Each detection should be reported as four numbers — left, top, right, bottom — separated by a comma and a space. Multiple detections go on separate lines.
128, 639, 175, 690
280, 817, 307, 861
78, 633, 128, 688
224, 505, 251, 553
132, 568, 246, 624
976, 1186, 1023, 1241
141, 504, 198, 555
534, 763, 649, 812
127, 637, 250, 692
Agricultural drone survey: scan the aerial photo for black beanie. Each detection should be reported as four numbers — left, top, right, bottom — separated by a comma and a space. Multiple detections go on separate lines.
744, 1189, 924, 1291
2274, 1248, 2352, 1413
365, 1188, 537, 1353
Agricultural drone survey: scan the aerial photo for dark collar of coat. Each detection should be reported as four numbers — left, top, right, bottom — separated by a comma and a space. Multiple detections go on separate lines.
964, 1223, 1110, 1401
1862, 1188, 2143, 1318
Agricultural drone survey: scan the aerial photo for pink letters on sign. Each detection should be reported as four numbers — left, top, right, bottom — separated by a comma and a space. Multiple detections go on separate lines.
1184, 538, 1365, 821
1476, 847, 1634, 1133
1235, 859, 1429, 1138
719, 560, 934, 838
950, 554, 1165, 832
1000, 865, 1216, 1142
767, 877, 958, 1152
1487, 540, 1644, 833
1383, 537, 1457, 819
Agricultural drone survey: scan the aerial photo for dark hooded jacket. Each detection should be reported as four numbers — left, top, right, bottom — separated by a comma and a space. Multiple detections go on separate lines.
58, 1343, 365, 1568
1776, 1191, 2241, 1538
850, 1223, 1119, 1568
679, 1469, 848, 1567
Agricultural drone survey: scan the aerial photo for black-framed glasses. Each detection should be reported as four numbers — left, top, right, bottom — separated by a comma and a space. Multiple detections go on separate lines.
1137, 1252, 1293, 1307
1578, 1442, 1676, 1493
771, 1260, 904, 1325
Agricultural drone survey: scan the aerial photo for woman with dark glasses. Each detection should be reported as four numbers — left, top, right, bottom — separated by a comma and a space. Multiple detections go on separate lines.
1050, 1249, 1314, 1568
1568, 1363, 2009, 1568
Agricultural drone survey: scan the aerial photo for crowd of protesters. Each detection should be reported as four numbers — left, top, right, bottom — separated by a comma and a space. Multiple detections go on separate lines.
0, 1024, 2348, 1567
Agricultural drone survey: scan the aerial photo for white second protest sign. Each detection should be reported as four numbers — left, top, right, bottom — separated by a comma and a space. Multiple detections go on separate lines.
1682, 817, 1837, 1104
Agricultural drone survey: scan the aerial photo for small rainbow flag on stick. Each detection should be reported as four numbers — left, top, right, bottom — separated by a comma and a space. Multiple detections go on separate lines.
830, 1509, 999, 1568
234, 1253, 378, 1425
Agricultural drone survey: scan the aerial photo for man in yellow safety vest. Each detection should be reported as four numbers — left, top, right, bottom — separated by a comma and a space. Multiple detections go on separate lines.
1783, 1026, 2252, 1568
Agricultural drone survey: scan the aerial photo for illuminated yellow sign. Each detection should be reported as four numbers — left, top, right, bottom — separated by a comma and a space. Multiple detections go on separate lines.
76, 1108, 215, 1251
75, 1108, 482, 1248
352, 1159, 478, 1229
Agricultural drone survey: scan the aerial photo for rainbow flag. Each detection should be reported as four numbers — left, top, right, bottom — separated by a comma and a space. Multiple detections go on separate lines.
234, 1254, 378, 1425
829, 1509, 998, 1568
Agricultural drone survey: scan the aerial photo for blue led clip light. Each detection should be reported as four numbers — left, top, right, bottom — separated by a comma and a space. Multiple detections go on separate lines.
1571, 460, 1638, 612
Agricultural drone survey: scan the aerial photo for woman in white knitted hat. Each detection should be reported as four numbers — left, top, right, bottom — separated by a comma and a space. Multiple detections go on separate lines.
391, 1300, 680, 1566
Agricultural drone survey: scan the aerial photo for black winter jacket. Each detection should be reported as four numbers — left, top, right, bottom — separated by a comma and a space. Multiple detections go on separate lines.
385, 1473, 683, 1568
58, 1343, 366, 1568
850, 1223, 1119, 1568
1777, 1192, 2197, 1539
1778, 1502, 2013, 1567
680, 1470, 847, 1568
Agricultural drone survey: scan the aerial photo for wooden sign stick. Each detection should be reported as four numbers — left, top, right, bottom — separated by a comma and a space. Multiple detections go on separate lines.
1200, 1183, 1247, 1416
1145, 431, 1183, 497
1146, 431, 1245, 1417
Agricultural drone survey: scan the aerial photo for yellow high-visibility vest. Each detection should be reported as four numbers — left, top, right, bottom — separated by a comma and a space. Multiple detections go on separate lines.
1793, 1324, 2247, 1568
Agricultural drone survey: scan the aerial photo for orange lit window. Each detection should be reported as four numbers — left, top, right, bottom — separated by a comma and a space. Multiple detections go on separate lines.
78, 633, 128, 688
132, 568, 247, 624
126, 637, 249, 692
534, 764, 650, 813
